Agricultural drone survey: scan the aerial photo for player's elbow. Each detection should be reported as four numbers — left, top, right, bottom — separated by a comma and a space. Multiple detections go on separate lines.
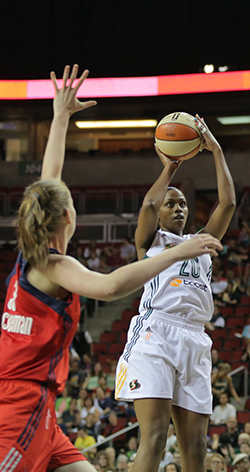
102, 279, 126, 302
220, 199, 236, 212
142, 198, 158, 211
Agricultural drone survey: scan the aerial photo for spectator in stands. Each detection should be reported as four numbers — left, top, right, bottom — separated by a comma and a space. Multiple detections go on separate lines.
172, 451, 182, 469
238, 316, 250, 341
68, 358, 86, 397
55, 382, 72, 417
211, 271, 228, 302
212, 349, 221, 374
225, 417, 241, 448
115, 454, 129, 471
240, 443, 250, 456
106, 360, 117, 392
82, 353, 93, 375
216, 432, 235, 466
119, 237, 136, 264
96, 451, 114, 472
80, 396, 100, 423
68, 239, 80, 259
127, 458, 135, 472
212, 363, 240, 407
87, 250, 102, 271
210, 392, 236, 424
243, 261, 250, 296
222, 282, 238, 305
83, 240, 101, 261
210, 453, 227, 472
166, 424, 177, 452
205, 452, 213, 472
105, 447, 116, 470
206, 306, 226, 331
239, 222, 250, 247
59, 398, 81, 433
84, 412, 102, 441
165, 464, 181, 472
244, 422, 250, 439
83, 362, 105, 391
77, 386, 89, 411
235, 433, 250, 454
93, 387, 113, 418
73, 323, 94, 358
74, 425, 96, 452
232, 453, 250, 471
159, 448, 174, 471
126, 436, 138, 459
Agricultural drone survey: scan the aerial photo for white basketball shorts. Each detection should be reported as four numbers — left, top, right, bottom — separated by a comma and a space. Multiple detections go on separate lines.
115, 310, 213, 415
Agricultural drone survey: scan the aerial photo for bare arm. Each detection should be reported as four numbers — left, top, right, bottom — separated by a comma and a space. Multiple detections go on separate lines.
41, 64, 97, 180
135, 148, 181, 260
45, 234, 222, 301
196, 115, 236, 240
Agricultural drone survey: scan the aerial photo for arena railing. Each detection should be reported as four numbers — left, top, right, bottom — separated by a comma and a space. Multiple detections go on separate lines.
81, 421, 139, 454
228, 365, 248, 398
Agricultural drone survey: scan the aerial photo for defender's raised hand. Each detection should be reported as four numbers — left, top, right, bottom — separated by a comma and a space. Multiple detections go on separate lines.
51, 64, 97, 117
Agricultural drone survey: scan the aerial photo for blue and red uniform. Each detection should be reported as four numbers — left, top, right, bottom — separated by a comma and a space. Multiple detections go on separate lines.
0, 250, 86, 471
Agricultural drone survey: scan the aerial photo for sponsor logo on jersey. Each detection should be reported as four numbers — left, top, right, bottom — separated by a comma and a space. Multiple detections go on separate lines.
163, 242, 178, 251
129, 379, 141, 391
145, 333, 151, 340
170, 278, 182, 287
170, 278, 208, 292
1, 313, 33, 335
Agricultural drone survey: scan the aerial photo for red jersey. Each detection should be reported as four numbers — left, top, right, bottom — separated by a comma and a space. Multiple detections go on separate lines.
0, 250, 80, 394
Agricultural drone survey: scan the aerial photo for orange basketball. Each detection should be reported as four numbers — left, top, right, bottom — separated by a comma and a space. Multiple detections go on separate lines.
155, 112, 203, 161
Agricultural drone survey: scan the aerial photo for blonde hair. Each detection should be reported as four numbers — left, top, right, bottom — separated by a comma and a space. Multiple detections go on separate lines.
211, 453, 227, 471
17, 179, 71, 268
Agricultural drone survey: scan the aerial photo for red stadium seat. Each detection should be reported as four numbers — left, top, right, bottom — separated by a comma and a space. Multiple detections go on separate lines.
241, 296, 250, 305
119, 332, 128, 343
245, 398, 250, 410
226, 317, 245, 328
219, 351, 231, 362
109, 343, 125, 354
208, 426, 227, 437
235, 306, 249, 317
100, 332, 118, 343
132, 298, 140, 310
237, 411, 250, 424
232, 350, 244, 361
122, 309, 137, 322
220, 306, 234, 316
93, 343, 108, 355
97, 354, 116, 364
212, 340, 223, 350
210, 329, 227, 340
224, 339, 241, 350
112, 320, 129, 332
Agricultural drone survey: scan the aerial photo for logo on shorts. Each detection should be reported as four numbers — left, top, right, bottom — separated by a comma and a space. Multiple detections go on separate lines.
129, 379, 141, 390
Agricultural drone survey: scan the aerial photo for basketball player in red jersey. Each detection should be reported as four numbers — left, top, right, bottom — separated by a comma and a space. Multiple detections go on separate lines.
0, 65, 222, 472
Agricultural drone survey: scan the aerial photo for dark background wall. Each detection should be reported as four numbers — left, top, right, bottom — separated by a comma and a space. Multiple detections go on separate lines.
0, 1, 249, 80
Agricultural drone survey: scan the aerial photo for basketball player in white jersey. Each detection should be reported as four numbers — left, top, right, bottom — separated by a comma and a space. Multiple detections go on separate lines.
115, 117, 236, 472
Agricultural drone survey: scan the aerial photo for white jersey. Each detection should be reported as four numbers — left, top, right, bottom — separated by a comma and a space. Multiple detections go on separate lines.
139, 229, 213, 325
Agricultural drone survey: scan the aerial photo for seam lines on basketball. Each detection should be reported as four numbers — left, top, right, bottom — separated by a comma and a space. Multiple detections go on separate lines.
160, 144, 200, 158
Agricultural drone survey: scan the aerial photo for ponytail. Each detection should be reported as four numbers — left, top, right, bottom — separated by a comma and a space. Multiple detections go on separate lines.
17, 179, 70, 268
